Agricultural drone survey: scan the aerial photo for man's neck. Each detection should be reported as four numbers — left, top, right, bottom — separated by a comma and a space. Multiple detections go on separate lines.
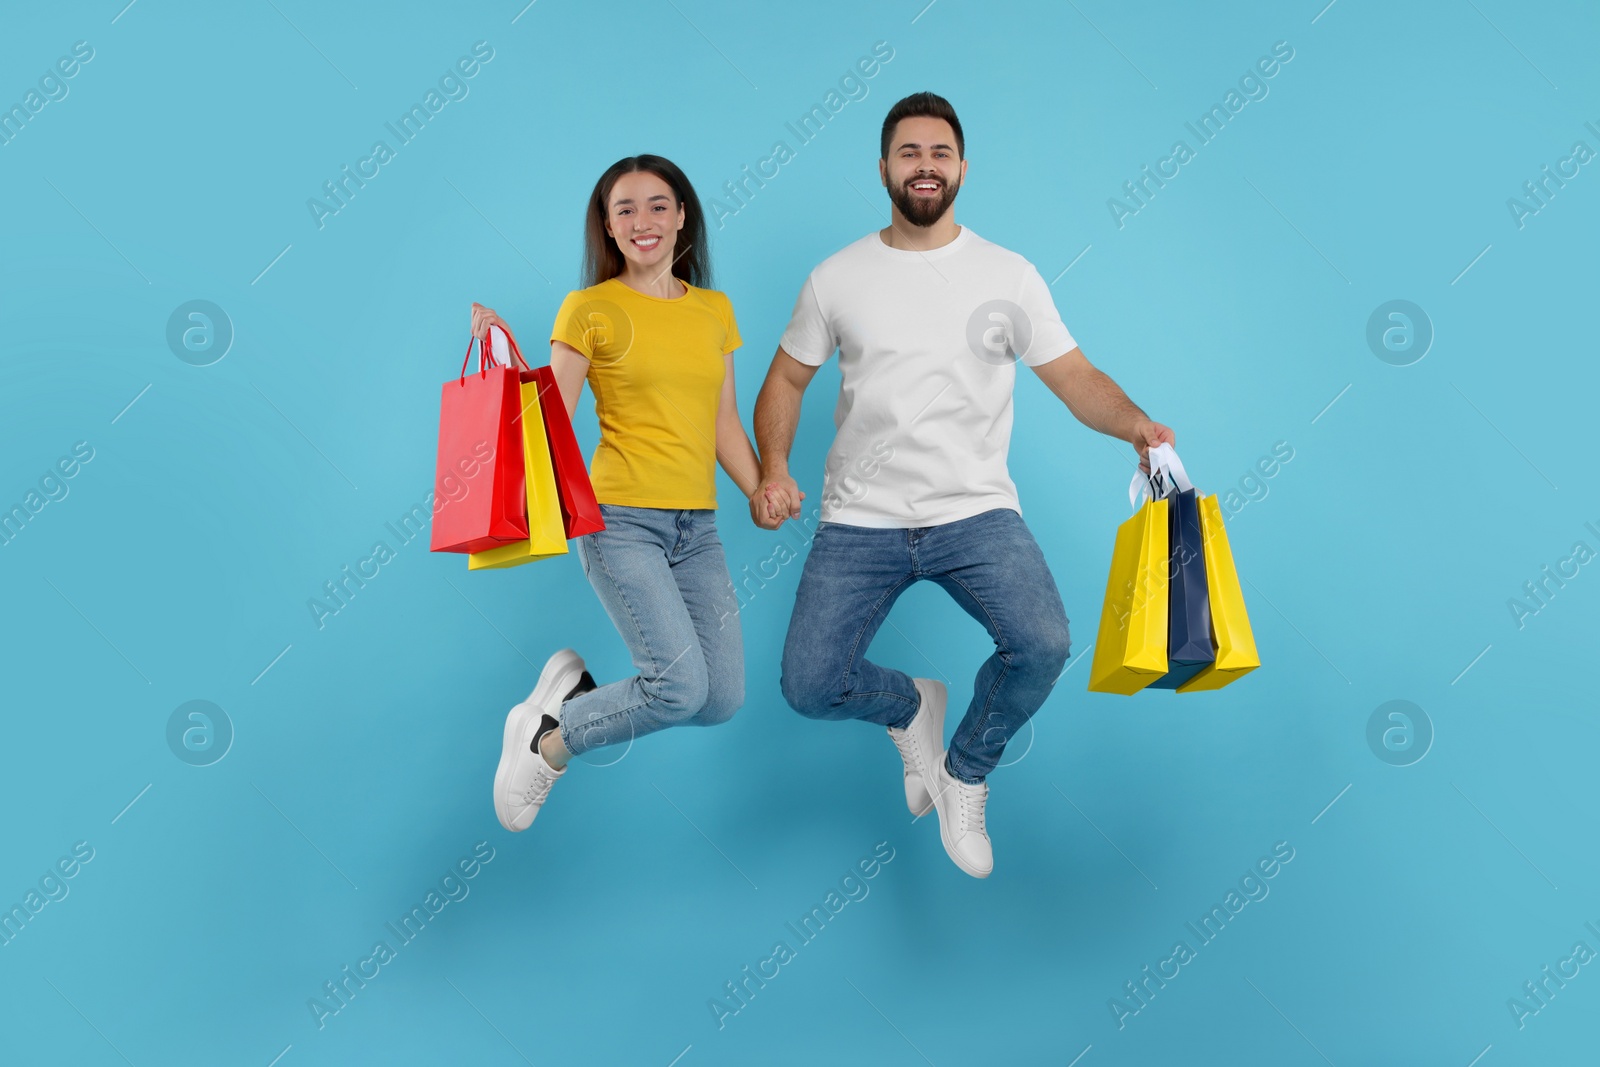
878, 215, 961, 252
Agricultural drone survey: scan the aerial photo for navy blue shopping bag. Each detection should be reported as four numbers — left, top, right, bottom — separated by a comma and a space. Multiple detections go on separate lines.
1146, 487, 1215, 689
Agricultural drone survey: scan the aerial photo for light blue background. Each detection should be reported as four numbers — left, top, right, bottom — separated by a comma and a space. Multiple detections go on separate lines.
2, 0, 1596, 1064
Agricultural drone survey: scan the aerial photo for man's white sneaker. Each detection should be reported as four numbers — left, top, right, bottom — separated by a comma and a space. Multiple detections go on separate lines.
887, 678, 946, 817
494, 649, 586, 833
929, 754, 993, 878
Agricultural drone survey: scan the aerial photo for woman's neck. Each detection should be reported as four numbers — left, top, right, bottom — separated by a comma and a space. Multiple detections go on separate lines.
613, 264, 686, 299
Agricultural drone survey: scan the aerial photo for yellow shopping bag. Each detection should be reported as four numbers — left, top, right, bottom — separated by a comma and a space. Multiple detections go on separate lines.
1176, 494, 1259, 691
468, 380, 569, 570
1088, 497, 1170, 694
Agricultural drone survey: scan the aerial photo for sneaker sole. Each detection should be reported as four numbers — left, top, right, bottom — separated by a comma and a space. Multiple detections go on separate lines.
905, 679, 947, 818
937, 818, 993, 878
907, 782, 934, 819
493, 649, 584, 832
930, 770, 993, 879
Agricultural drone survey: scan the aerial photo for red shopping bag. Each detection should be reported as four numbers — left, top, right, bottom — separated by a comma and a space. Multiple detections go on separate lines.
529, 365, 605, 538
429, 328, 531, 553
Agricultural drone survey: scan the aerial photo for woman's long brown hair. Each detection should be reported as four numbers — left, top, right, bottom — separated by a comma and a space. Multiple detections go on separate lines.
581, 155, 710, 290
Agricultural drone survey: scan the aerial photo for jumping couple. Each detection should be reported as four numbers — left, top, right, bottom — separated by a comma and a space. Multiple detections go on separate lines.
477, 92, 1174, 878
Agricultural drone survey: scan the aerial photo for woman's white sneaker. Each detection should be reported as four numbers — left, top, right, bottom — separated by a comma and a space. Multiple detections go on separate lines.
499, 714, 564, 832
886, 678, 946, 817
929, 754, 993, 878
494, 649, 585, 833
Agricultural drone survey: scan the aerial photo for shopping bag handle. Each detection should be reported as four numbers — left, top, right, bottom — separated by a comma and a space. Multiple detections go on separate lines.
458, 324, 532, 383
1128, 442, 1194, 509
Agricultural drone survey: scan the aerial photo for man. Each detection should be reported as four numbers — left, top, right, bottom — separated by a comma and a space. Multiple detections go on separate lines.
753, 91, 1175, 878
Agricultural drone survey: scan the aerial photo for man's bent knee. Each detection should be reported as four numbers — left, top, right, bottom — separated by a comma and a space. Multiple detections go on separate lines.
779, 658, 844, 719
1013, 623, 1071, 679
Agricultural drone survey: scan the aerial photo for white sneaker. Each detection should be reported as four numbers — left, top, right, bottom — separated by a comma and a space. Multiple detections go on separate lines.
887, 678, 946, 817
929, 753, 993, 878
494, 649, 585, 832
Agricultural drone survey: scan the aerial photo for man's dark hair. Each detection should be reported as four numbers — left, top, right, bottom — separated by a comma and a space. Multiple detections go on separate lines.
880, 91, 964, 160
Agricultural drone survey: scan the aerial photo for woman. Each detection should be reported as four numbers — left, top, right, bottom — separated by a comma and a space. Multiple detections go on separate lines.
476, 155, 775, 833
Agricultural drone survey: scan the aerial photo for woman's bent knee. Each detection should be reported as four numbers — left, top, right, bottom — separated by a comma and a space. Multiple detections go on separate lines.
643, 665, 710, 725
693, 679, 744, 727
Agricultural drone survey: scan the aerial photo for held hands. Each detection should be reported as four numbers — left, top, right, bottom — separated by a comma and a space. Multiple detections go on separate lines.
1132, 419, 1176, 475
749, 469, 804, 531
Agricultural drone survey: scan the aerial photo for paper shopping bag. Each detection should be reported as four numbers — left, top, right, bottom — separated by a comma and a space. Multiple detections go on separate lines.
1146, 487, 1215, 689
1177, 494, 1259, 692
429, 331, 528, 553
1088, 496, 1170, 694
468, 378, 570, 569
530, 365, 605, 538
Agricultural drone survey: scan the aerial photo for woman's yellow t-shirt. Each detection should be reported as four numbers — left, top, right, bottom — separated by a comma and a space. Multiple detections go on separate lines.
550, 276, 741, 510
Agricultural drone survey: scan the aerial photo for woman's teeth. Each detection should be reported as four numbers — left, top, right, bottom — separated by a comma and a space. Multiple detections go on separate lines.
632, 235, 661, 250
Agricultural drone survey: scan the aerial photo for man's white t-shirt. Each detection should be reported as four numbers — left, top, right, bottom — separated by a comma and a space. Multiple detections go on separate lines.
779, 226, 1076, 528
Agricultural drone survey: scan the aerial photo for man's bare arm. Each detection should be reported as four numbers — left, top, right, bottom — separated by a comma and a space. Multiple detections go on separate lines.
1031, 347, 1174, 460
752, 347, 819, 519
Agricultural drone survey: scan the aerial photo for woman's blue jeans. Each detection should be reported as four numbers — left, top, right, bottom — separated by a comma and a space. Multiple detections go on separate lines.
558, 505, 744, 758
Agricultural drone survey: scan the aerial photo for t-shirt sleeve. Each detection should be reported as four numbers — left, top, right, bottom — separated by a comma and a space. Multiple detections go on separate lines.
549, 289, 598, 360
777, 273, 836, 366
720, 293, 743, 355
1015, 263, 1077, 367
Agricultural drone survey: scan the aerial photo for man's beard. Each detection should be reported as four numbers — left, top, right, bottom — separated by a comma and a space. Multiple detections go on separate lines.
889, 174, 959, 227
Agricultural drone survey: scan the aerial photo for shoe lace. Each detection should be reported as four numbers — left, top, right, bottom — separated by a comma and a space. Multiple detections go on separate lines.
957, 780, 988, 836
517, 761, 559, 806
888, 727, 921, 771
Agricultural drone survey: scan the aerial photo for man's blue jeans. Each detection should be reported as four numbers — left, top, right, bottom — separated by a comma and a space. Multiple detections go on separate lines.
559, 505, 744, 758
779, 507, 1071, 782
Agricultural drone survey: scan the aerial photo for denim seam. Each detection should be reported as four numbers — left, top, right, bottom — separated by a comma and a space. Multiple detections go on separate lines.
944, 571, 1012, 779
566, 697, 655, 751
562, 530, 662, 754
672, 510, 695, 559
838, 573, 919, 719
840, 689, 914, 706
679, 519, 741, 720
